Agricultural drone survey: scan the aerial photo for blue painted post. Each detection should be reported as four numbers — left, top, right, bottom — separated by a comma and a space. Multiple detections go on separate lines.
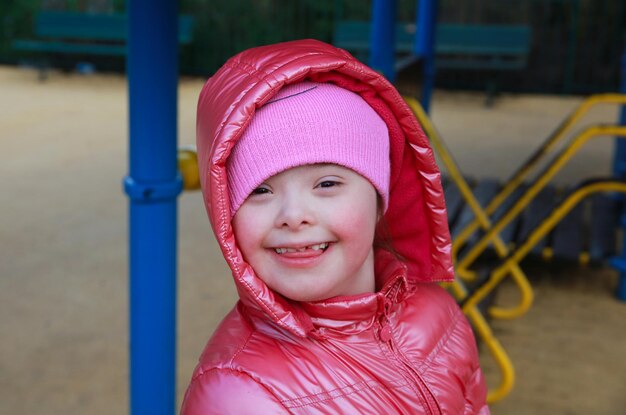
612, 49, 626, 301
613, 51, 626, 178
124, 0, 182, 413
414, 0, 437, 113
369, 0, 397, 82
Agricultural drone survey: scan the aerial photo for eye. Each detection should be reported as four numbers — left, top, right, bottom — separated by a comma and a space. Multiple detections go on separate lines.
317, 180, 341, 189
250, 186, 271, 196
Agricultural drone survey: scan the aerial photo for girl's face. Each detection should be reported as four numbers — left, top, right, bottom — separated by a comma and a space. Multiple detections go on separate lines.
232, 164, 378, 302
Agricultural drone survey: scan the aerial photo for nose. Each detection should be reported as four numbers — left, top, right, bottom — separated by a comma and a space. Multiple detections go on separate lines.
275, 191, 315, 230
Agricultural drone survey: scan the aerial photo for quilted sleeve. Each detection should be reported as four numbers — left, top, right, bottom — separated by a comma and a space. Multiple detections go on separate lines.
180, 368, 290, 415
463, 365, 490, 414
457, 312, 490, 415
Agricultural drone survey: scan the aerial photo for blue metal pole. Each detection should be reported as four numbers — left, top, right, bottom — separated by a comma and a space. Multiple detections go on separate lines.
611, 48, 626, 301
414, 0, 437, 113
124, 0, 182, 413
369, 0, 397, 82
613, 51, 626, 178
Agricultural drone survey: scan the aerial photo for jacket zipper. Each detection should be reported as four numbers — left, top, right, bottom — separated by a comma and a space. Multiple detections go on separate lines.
379, 317, 442, 415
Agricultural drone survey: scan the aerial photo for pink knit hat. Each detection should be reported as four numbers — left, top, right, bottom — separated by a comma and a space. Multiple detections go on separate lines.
227, 81, 390, 214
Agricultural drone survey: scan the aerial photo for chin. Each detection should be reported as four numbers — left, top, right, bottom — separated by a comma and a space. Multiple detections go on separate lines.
271, 284, 336, 302
280, 290, 330, 303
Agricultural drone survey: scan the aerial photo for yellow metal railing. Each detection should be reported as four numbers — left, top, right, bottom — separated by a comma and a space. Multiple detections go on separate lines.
405, 97, 518, 402
453, 94, 626, 268
463, 180, 626, 313
446, 278, 515, 403
178, 147, 201, 190
179, 95, 626, 404
457, 124, 626, 272
405, 97, 533, 320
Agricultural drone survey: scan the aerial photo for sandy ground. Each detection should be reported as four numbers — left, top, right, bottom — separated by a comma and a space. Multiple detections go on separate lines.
1, 65, 625, 414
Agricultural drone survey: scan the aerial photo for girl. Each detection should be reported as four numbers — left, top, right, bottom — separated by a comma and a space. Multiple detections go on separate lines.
182, 39, 488, 414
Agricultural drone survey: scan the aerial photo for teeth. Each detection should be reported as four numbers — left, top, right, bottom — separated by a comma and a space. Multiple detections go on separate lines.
274, 243, 329, 254
311, 243, 329, 251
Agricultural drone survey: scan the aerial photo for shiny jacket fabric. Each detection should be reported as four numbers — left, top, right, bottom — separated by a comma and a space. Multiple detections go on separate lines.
182, 40, 489, 414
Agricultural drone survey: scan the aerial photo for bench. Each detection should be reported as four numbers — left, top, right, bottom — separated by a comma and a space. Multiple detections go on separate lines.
333, 21, 531, 103
12, 11, 194, 79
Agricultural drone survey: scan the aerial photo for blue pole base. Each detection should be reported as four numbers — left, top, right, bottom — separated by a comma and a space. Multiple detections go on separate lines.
609, 257, 626, 301
617, 274, 626, 301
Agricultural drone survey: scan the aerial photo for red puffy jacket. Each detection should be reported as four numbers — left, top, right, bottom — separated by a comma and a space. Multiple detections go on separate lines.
182, 39, 489, 414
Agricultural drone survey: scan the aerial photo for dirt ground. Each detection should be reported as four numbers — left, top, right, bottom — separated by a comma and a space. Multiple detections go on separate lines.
1, 65, 625, 414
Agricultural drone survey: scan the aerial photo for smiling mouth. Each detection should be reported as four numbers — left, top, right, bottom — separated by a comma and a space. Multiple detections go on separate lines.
273, 243, 329, 254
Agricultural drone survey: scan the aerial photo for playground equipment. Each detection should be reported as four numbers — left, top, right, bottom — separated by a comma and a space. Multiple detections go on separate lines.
335, 21, 531, 107
125, 0, 626, 411
402, 95, 626, 401
408, 95, 626, 324
175, 93, 626, 405
175, 101, 520, 404
12, 11, 193, 80
404, 98, 534, 322
451, 95, 626, 300
123, 1, 180, 414
366, 0, 438, 111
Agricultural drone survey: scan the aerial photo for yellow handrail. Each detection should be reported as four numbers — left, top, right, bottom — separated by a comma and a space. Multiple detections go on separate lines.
178, 147, 201, 190
458, 125, 626, 271
463, 180, 626, 313
405, 97, 533, 320
453, 94, 626, 260
446, 279, 515, 403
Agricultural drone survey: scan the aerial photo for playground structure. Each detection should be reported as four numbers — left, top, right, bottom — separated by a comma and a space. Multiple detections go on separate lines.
403, 94, 626, 402
114, 0, 626, 413
174, 93, 626, 405
11, 11, 194, 80
175, 92, 626, 403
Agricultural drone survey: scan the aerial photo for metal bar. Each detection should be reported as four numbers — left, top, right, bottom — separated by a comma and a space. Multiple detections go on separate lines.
458, 125, 626, 272
414, 0, 437, 112
126, 1, 181, 414
613, 55, 626, 176
411, 79, 520, 393
369, 0, 397, 81
406, 97, 533, 320
481, 181, 626, 312
454, 94, 626, 259
445, 279, 515, 403
613, 49, 626, 301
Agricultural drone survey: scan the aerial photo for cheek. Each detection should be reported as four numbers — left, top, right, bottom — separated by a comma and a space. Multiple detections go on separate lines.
333, 196, 378, 241
232, 209, 263, 257
338, 210, 376, 232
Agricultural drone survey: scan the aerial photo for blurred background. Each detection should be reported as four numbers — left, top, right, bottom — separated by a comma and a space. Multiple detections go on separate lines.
1, 0, 624, 91
1, 0, 625, 414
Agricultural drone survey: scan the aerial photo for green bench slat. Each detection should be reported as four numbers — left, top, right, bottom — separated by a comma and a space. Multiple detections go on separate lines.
436, 24, 530, 55
333, 21, 415, 53
12, 40, 126, 56
32, 11, 193, 43
333, 21, 531, 71
436, 58, 526, 71
35, 11, 128, 41
13, 11, 194, 59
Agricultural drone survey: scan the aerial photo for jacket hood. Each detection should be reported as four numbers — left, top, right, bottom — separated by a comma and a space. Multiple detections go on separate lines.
196, 39, 453, 337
